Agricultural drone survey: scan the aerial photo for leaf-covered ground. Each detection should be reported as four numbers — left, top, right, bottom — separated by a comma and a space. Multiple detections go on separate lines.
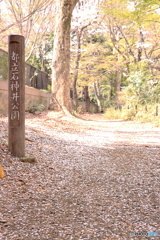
0, 111, 159, 240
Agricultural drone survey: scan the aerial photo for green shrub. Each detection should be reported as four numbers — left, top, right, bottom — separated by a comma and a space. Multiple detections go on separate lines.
27, 104, 45, 114
77, 105, 84, 114
104, 104, 160, 126
104, 107, 123, 120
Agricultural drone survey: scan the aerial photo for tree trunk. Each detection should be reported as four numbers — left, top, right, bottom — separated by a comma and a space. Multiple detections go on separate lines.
115, 70, 121, 106
72, 24, 89, 110
72, 31, 81, 110
94, 80, 102, 112
52, 0, 78, 112
72, 76, 78, 110
84, 86, 90, 112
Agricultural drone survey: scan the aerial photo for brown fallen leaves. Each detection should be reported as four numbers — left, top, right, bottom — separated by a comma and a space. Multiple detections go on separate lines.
0, 164, 5, 178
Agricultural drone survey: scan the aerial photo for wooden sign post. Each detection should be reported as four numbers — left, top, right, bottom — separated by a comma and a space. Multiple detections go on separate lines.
8, 35, 25, 157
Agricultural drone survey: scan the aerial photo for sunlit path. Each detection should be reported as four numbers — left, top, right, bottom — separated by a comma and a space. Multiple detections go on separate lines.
0, 111, 159, 239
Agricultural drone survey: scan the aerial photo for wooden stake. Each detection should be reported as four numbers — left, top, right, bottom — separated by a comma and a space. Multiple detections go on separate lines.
8, 35, 25, 157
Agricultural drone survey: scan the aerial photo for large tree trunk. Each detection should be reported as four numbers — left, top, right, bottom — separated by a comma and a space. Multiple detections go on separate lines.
52, 0, 78, 112
94, 80, 103, 112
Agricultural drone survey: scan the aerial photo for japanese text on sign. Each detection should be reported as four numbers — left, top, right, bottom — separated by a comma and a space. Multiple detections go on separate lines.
10, 51, 20, 120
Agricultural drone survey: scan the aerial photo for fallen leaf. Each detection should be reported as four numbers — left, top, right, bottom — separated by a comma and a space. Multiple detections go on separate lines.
0, 164, 4, 178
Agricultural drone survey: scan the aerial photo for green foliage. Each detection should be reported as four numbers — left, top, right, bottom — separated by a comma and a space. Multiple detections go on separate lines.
152, 82, 160, 103
76, 105, 84, 114
77, 97, 85, 102
85, 33, 107, 44
104, 106, 137, 120
45, 84, 51, 92
124, 69, 158, 105
0, 50, 8, 81
70, 0, 160, 113
72, 32, 115, 105
104, 107, 122, 120
28, 56, 42, 70
104, 104, 160, 126
28, 31, 54, 75
27, 104, 45, 114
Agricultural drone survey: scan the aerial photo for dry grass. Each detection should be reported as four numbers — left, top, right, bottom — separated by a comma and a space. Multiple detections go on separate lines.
104, 105, 160, 126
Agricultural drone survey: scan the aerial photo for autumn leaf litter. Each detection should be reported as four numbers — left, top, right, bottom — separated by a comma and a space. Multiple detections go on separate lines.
0, 111, 160, 240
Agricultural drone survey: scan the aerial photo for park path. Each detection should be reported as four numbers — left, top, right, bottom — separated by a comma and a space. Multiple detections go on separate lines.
0, 111, 160, 239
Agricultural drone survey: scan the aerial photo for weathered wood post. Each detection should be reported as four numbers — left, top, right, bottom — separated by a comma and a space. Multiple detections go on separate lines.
8, 35, 25, 157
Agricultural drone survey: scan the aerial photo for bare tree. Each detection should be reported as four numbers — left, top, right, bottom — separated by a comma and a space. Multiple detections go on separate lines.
0, 0, 55, 57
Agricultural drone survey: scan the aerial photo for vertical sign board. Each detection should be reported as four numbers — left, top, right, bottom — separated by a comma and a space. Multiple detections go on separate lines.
8, 35, 25, 157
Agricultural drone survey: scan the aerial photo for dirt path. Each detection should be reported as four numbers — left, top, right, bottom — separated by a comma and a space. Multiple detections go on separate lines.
0, 111, 159, 239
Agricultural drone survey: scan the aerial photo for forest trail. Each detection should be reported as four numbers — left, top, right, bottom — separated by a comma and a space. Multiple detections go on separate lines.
0, 111, 159, 239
